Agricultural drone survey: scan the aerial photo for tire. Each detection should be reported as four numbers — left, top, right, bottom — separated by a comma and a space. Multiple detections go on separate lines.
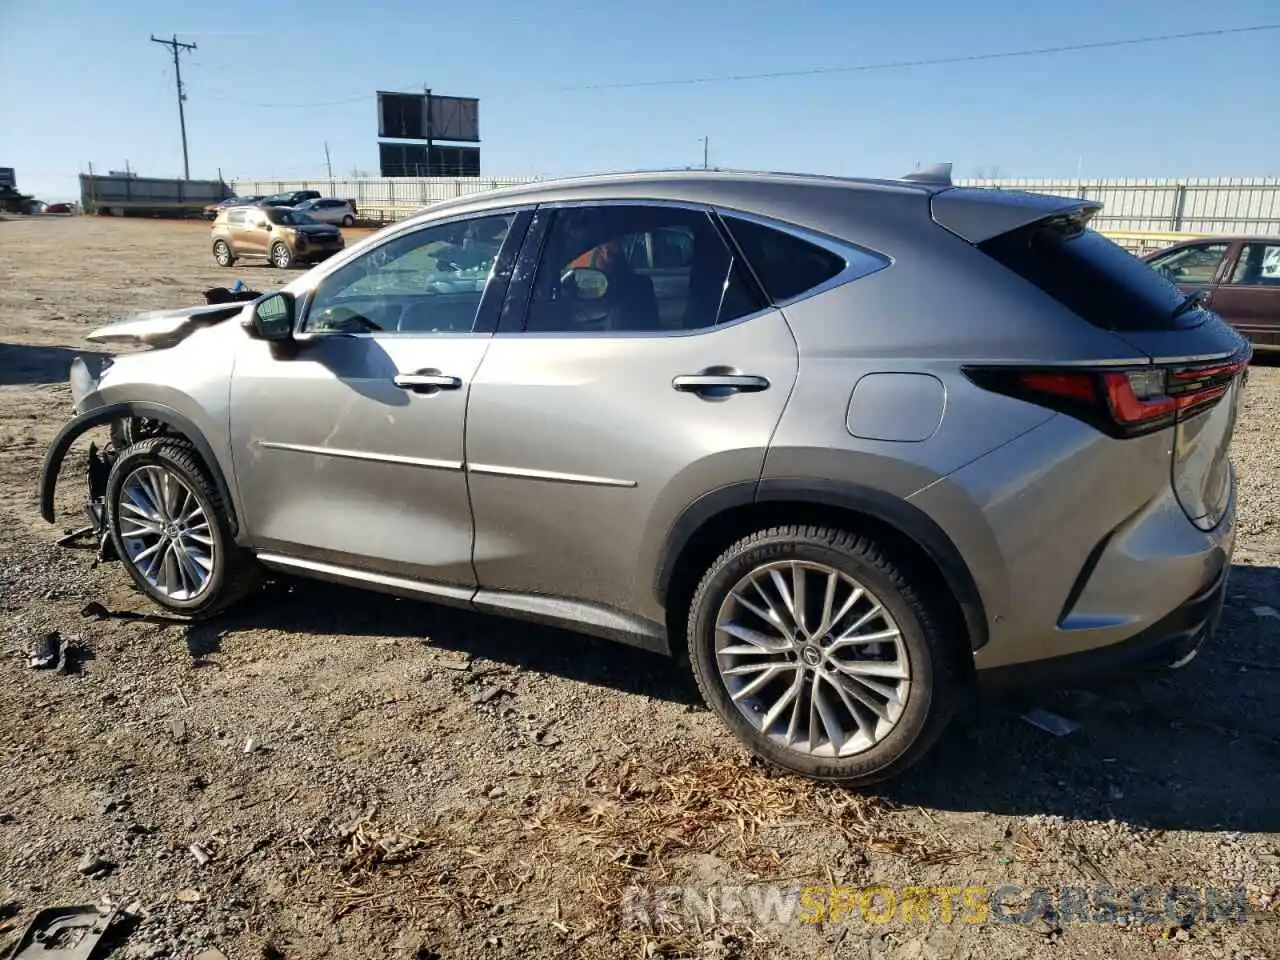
212, 240, 235, 267
686, 525, 965, 786
270, 242, 293, 269
341, 214, 355, 227
105, 438, 261, 618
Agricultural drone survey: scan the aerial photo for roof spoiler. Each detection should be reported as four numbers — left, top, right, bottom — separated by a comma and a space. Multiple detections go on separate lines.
930, 187, 1104, 244
900, 162, 953, 186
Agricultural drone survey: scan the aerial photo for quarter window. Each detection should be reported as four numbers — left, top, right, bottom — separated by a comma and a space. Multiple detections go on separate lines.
302, 214, 513, 335
722, 215, 852, 302
1227, 243, 1280, 286
227, 209, 246, 225
523, 205, 764, 333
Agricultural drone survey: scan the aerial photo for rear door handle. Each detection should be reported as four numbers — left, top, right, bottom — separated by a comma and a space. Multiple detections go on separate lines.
672, 372, 771, 397
393, 370, 462, 393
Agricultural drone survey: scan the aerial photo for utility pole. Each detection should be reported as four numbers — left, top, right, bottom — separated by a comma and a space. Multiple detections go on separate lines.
700, 136, 709, 169
324, 142, 333, 179
151, 34, 197, 179
424, 85, 434, 176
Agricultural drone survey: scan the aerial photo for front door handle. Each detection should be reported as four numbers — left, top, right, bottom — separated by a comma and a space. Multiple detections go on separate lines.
393, 369, 463, 394
672, 371, 771, 398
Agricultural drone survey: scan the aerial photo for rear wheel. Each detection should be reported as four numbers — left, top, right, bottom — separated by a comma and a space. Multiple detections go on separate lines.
270, 242, 293, 269
687, 525, 965, 785
105, 439, 260, 617
341, 214, 355, 227
212, 240, 235, 267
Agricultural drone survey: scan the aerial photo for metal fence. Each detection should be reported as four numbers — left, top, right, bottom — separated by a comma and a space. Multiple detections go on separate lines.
229, 174, 1280, 254
228, 176, 535, 224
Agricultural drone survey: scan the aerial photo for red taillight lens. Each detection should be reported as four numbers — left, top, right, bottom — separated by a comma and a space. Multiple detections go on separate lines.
1018, 372, 1096, 403
965, 352, 1247, 439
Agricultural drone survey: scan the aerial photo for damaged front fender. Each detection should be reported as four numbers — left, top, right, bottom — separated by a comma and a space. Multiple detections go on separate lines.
38, 401, 241, 537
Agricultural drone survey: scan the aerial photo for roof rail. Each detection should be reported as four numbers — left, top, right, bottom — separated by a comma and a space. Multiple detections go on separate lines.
900, 162, 953, 186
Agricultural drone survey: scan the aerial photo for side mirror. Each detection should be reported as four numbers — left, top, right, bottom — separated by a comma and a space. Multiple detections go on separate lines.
246, 291, 295, 341
566, 267, 609, 301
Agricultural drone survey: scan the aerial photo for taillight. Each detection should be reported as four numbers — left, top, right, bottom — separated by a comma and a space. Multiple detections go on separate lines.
963, 350, 1249, 439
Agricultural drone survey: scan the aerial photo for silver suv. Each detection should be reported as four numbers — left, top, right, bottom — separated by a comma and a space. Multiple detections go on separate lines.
39, 168, 1249, 785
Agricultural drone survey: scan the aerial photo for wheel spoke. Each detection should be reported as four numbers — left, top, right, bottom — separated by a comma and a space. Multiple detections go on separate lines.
826, 627, 901, 652
835, 659, 908, 681
829, 671, 894, 721
729, 663, 791, 703
768, 569, 798, 633
719, 621, 791, 654
760, 671, 804, 733
750, 579, 794, 639
810, 676, 846, 754
822, 670, 876, 742
791, 563, 808, 637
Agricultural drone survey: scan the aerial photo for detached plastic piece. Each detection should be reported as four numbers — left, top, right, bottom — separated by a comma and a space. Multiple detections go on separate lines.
7, 904, 117, 960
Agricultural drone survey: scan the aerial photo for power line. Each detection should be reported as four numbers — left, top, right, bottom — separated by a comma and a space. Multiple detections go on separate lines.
151, 34, 198, 178
570, 23, 1280, 91
189, 22, 1280, 110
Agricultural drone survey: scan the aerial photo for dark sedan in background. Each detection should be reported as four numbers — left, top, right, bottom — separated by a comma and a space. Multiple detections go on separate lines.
1145, 236, 1280, 351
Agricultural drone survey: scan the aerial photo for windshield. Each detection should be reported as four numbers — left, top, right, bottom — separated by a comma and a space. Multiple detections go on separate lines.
266, 208, 316, 226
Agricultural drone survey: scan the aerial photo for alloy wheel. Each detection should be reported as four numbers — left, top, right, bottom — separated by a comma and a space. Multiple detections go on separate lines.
713, 560, 911, 758
117, 465, 215, 601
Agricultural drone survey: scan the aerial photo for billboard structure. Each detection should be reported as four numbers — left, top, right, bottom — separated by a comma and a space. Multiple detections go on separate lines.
376, 90, 481, 177
378, 143, 480, 178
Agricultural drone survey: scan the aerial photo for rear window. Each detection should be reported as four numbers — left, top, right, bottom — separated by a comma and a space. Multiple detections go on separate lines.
722, 215, 847, 302
979, 219, 1196, 331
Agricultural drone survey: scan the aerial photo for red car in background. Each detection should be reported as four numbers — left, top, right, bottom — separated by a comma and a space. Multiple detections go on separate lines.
1144, 236, 1280, 351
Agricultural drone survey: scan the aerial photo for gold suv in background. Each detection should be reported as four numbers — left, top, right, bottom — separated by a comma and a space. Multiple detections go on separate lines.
211, 203, 344, 269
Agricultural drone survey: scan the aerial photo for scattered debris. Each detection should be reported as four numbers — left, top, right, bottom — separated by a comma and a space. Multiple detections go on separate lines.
243, 736, 259, 755
188, 844, 211, 867
76, 852, 113, 877
470, 685, 509, 705
1021, 708, 1080, 737
1253, 605, 1279, 619
174, 888, 202, 904
486, 785, 506, 800
195, 950, 229, 960
169, 718, 187, 743
6, 903, 117, 960
28, 631, 67, 670
79, 601, 110, 620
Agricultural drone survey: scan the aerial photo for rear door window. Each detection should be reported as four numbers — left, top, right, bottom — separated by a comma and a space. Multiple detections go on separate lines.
1226, 243, 1280, 286
979, 218, 1202, 331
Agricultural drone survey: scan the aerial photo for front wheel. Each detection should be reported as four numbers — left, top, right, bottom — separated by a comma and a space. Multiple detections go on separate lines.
105, 439, 260, 617
270, 242, 293, 269
212, 239, 235, 267
686, 525, 965, 785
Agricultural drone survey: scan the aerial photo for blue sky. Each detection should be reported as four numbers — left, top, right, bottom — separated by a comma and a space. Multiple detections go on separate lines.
2, 1, 1278, 201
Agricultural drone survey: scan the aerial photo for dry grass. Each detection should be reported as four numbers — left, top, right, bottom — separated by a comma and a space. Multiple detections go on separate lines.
317, 749, 965, 956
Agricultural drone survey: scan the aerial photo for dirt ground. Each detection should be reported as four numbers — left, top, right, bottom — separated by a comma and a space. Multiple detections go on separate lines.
1, 215, 1277, 960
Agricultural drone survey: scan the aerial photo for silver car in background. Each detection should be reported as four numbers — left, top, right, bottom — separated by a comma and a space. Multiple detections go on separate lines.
292, 197, 357, 227
39, 167, 1249, 785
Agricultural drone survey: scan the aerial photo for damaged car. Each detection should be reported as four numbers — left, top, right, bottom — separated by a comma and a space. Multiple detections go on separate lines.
39, 168, 1249, 785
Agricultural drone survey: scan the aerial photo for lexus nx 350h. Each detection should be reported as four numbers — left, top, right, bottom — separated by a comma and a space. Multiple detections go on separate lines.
40, 166, 1248, 785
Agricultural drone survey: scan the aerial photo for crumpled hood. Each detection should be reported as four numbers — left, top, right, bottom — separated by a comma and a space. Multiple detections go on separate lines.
85, 301, 250, 348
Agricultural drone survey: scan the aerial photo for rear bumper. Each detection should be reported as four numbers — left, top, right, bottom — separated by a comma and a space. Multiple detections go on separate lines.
977, 560, 1229, 690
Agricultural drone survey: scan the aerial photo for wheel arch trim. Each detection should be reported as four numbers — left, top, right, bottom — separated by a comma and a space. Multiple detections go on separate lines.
38, 401, 241, 537
655, 478, 989, 651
